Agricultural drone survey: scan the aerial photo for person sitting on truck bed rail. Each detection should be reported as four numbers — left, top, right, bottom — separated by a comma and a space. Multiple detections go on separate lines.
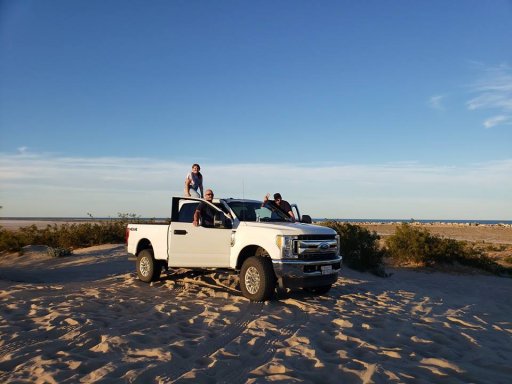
193, 189, 216, 227
263, 193, 295, 220
185, 163, 204, 198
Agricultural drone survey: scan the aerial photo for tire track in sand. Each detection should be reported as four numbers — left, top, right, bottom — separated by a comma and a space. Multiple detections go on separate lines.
138, 301, 265, 383
206, 298, 311, 384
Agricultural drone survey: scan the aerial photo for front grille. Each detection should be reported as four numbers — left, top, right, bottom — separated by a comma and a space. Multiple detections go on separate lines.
298, 252, 339, 261
296, 234, 336, 241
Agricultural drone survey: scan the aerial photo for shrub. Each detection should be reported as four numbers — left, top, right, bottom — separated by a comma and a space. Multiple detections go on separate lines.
47, 247, 73, 258
0, 227, 22, 253
320, 222, 387, 275
0, 213, 145, 254
386, 224, 438, 265
386, 223, 511, 276
485, 244, 507, 252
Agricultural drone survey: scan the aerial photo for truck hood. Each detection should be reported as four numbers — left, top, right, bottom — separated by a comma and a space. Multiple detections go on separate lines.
240, 221, 336, 236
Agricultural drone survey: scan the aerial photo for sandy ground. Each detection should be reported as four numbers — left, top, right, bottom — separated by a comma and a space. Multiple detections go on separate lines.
1, 240, 511, 383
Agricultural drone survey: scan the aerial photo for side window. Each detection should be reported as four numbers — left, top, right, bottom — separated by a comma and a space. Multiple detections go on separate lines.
178, 202, 199, 223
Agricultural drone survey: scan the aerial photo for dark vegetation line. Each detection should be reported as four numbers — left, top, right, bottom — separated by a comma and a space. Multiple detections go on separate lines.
0, 214, 148, 255
320, 222, 512, 277
1, 216, 510, 277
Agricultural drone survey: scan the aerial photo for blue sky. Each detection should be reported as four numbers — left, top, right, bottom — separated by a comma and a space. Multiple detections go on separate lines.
1, 0, 511, 219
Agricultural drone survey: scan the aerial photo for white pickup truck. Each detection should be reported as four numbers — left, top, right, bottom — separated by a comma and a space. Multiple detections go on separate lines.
126, 196, 342, 301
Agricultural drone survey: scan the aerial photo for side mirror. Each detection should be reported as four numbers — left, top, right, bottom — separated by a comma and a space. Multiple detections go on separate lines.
214, 212, 233, 229
301, 215, 312, 224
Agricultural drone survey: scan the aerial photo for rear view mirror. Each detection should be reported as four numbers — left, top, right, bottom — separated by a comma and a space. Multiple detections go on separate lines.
301, 215, 312, 224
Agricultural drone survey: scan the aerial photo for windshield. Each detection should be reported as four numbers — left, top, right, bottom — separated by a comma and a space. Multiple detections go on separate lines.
227, 201, 292, 222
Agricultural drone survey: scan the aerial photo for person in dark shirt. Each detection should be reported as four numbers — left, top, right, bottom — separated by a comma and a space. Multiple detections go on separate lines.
193, 189, 216, 227
263, 192, 295, 220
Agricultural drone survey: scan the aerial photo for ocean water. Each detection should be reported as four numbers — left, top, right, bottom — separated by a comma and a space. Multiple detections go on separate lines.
1, 217, 511, 225
315, 219, 512, 225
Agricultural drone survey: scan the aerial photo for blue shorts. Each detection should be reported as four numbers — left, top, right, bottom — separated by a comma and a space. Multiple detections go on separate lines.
187, 188, 201, 198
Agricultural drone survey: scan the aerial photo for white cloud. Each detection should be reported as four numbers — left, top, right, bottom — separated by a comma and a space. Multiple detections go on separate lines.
467, 63, 512, 128
428, 95, 446, 110
483, 115, 512, 129
1, 152, 511, 219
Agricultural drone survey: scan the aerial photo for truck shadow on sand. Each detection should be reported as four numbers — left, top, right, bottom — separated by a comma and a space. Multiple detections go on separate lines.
153, 268, 245, 298
153, 268, 355, 302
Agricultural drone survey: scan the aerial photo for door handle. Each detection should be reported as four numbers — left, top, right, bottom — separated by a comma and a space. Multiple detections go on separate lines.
174, 230, 187, 235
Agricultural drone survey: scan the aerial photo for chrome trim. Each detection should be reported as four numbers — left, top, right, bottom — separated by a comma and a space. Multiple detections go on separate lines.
296, 239, 338, 254
272, 256, 342, 266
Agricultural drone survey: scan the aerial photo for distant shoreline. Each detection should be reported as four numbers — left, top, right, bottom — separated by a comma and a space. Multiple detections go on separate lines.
319, 219, 512, 227
1, 217, 511, 225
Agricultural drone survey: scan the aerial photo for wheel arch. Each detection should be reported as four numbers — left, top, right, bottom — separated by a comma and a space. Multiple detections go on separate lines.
136, 238, 153, 256
236, 245, 270, 270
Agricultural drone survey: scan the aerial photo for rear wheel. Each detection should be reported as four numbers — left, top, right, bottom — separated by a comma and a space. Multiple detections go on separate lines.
304, 284, 332, 295
136, 249, 161, 282
240, 256, 276, 302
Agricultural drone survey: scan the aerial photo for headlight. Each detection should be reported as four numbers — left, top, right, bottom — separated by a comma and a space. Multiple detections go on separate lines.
335, 234, 341, 254
276, 235, 297, 258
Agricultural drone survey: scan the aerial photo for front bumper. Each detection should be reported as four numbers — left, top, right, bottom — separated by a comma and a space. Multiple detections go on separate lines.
272, 256, 342, 289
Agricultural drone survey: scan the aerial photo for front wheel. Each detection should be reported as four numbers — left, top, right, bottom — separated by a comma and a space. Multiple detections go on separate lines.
240, 256, 276, 302
136, 249, 161, 282
303, 284, 332, 295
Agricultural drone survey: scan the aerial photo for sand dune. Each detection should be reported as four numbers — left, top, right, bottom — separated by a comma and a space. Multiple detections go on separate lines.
1, 244, 511, 383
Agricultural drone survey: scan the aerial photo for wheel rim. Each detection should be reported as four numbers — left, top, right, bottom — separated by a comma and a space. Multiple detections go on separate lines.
244, 266, 260, 294
140, 256, 151, 277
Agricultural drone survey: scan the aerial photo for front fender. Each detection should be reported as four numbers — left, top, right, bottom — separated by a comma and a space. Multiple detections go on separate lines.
235, 244, 273, 270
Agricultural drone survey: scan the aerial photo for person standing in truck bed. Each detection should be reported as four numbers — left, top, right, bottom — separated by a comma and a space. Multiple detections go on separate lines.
185, 163, 204, 198
263, 193, 295, 220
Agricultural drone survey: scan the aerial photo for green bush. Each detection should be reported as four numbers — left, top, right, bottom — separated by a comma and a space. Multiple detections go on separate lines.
484, 244, 506, 252
0, 227, 23, 252
386, 223, 511, 275
320, 222, 387, 275
0, 213, 145, 254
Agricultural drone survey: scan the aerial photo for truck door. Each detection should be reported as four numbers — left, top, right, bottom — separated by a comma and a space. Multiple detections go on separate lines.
168, 199, 232, 268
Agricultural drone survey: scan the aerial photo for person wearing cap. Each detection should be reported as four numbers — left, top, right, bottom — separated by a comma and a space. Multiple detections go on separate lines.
263, 193, 295, 220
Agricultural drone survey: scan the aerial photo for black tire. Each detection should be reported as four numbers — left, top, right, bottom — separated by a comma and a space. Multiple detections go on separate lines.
136, 249, 161, 282
240, 256, 276, 302
304, 284, 332, 295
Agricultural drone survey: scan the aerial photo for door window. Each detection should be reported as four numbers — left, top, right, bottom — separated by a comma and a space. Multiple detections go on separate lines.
177, 202, 199, 223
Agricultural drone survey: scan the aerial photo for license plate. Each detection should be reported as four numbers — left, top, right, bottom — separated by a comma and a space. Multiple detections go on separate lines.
321, 265, 333, 275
